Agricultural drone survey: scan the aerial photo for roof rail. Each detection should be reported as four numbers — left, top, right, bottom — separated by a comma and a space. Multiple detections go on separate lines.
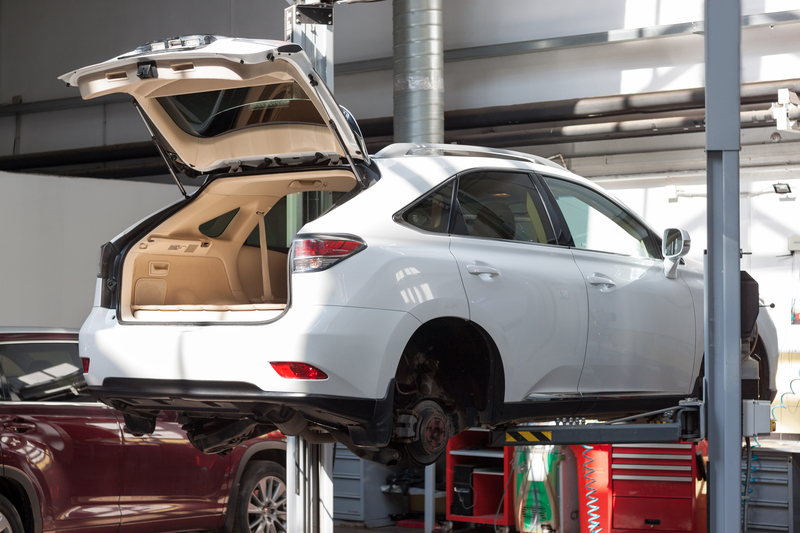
374, 143, 564, 169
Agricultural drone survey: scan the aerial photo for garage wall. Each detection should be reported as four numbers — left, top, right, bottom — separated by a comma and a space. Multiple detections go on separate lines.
0, 171, 186, 328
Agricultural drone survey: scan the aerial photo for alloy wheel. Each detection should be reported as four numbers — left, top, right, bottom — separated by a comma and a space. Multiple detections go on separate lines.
247, 474, 287, 533
0, 511, 11, 533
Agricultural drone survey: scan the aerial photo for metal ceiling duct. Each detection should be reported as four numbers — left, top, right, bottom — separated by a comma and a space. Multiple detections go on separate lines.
392, 0, 444, 143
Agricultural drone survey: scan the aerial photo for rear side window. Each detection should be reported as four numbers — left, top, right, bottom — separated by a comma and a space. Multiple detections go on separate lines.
402, 181, 455, 234
157, 81, 325, 138
453, 171, 555, 244
245, 196, 290, 253
0, 343, 88, 402
199, 208, 239, 238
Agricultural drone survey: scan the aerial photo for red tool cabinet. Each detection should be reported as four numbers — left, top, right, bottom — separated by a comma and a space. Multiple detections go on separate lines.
445, 428, 515, 528
573, 442, 699, 533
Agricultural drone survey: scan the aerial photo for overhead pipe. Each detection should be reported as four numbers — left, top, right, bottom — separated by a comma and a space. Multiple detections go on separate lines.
447, 107, 792, 148
3, 108, 797, 178
392, 0, 444, 143
358, 78, 800, 139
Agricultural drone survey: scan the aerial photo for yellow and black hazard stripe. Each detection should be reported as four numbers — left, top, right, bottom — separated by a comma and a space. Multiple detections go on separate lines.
505, 430, 552, 443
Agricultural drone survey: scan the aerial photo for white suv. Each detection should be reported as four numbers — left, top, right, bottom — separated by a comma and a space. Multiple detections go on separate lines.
63, 36, 779, 465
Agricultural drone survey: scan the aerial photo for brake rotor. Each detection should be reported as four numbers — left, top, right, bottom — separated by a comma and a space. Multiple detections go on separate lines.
405, 399, 451, 466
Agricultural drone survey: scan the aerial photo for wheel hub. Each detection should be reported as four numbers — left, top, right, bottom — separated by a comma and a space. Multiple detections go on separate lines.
404, 399, 451, 466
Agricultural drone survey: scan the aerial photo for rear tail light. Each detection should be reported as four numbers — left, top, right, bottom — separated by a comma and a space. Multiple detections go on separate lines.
81, 357, 90, 373
292, 236, 365, 272
270, 362, 328, 380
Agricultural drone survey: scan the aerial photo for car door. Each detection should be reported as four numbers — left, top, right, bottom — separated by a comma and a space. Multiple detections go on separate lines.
448, 170, 589, 402
540, 175, 697, 395
0, 338, 123, 533
118, 410, 232, 533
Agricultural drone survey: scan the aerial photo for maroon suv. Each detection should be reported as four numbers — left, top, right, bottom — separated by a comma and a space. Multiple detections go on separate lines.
0, 328, 286, 533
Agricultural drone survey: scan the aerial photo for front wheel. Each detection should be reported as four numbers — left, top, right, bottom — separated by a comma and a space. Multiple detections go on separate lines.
233, 460, 287, 533
0, 494, 24, 533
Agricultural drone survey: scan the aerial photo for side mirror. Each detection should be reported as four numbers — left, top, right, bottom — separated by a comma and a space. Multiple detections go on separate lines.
663, 228, 691, 279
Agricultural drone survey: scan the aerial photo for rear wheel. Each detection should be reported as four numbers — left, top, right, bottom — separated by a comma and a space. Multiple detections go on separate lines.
0, 494, 24, 533
233, 460, 287, 533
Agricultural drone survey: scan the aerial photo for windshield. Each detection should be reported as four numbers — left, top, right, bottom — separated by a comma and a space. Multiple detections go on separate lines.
157, 81, 326, 138
0, 342, 87, 401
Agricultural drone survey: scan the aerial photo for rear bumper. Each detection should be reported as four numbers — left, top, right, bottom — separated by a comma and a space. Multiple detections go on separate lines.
89, 377, 394, 429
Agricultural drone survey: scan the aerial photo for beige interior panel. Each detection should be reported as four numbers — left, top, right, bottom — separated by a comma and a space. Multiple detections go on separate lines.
131, 254, 243, 306
134, 279, 167, 305
120, 169, 356, 321
237, 246, 288, 303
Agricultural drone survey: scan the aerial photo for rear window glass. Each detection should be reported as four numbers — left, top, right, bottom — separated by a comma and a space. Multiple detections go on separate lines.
157, 81, 325, 138
0, 343, 88, 402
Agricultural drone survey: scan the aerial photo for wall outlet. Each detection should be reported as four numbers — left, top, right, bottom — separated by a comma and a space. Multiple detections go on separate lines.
790, 235, 800, 252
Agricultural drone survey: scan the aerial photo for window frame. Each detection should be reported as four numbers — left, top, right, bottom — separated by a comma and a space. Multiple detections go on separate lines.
0, 340, 92, 404
450, 169, 559, 246
394, 168, 561, 249
536, 173, 663, 259
393, 176, 459, 235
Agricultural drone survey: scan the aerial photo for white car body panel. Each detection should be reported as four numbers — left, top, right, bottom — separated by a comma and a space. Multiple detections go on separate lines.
572, 250, 696, 395
82, 305, 420, 400
757, 308, 779, 389
449, 236, 589, 401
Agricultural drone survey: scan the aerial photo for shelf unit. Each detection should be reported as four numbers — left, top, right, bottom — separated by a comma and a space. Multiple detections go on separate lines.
446, 428, 515, 527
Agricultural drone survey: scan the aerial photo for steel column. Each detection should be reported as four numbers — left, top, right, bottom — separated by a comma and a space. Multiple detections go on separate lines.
704, 0, 742, 530
284, 4, 336, 533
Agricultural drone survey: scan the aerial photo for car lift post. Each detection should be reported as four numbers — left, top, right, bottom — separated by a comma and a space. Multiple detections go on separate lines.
704, 0, 743, 531
284, 3, 336, 532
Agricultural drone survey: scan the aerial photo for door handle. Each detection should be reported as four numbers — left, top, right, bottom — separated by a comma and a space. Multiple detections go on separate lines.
466, 264, 500, 277
3, 418, 35, 433
587, 274, 616, 288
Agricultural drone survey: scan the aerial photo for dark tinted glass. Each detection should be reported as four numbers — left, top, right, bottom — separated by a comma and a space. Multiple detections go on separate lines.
403, 181, 455, 234
453, 171, 554, 244
157, 81, 325, 138
246, 196, 289, 252
0, 343, 87, 402
199, 208, 239, 238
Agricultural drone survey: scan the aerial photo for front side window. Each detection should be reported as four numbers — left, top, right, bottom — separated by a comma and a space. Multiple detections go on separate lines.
0, 343, 88, 402
157, 81, 325, 138
453, 171, 555, 244
543, 176, 659, 258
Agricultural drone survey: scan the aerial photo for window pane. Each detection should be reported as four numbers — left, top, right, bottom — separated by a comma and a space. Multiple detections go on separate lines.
544, 177, 658, 258
246, 196, 290, 252
199, 208, 239, 238
157, 81, 325, 138
403, 181, 455, 234
0, 343, 88, 402
454, 171, 554, 244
